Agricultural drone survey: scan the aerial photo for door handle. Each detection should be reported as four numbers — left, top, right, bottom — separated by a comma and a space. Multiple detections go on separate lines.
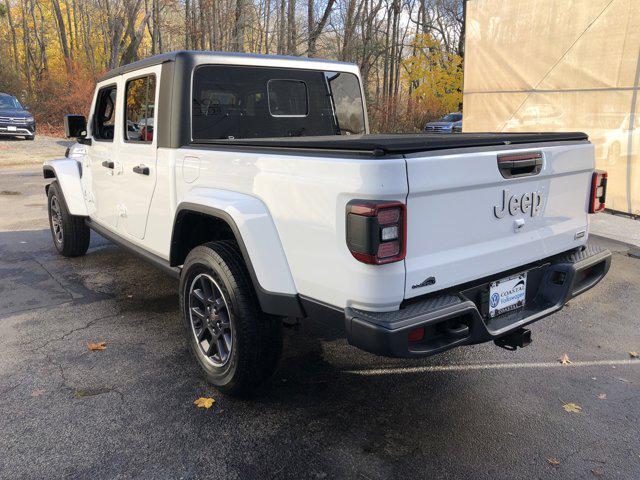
101, 161, 114, 169
497, 152, 543, 178
133, 165, 150, 175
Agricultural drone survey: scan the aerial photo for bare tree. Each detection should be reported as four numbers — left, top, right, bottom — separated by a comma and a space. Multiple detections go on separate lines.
51, 0, 72, 73
234, 0, 245, 51
3, 0, 20, 70
307, 0, 335, 57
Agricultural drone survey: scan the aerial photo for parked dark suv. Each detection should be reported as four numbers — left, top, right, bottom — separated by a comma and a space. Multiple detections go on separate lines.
0, 93, 35, 140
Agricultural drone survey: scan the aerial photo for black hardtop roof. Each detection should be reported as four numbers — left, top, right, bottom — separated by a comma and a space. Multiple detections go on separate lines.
98, 50, 355, 82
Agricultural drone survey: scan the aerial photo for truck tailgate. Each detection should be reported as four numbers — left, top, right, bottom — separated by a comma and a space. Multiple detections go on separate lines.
404, 141, 594, 299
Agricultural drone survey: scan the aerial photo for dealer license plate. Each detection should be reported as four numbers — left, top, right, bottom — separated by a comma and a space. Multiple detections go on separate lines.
488, 272, 527, 318
7, 126, 17, 131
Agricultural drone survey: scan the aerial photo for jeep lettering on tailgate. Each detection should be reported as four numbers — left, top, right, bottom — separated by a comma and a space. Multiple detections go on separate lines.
493, 189, 544, 219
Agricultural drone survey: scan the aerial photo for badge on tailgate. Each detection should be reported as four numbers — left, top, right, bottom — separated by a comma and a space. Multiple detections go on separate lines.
493, 189, 544, 219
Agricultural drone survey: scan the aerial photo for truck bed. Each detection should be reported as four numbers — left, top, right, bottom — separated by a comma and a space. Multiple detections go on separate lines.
191, 132, 588, 155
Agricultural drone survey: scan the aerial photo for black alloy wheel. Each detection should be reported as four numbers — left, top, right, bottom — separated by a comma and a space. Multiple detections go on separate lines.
188, 273, 234, 367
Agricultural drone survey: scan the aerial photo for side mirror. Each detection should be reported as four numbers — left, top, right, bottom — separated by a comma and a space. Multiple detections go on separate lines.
64, 114, 87, 139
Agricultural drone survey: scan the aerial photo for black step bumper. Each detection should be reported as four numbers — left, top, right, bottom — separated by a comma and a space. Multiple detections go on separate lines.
345, 244, 611, 358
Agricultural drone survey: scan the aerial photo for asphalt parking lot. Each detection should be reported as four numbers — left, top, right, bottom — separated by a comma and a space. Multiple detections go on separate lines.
1, 160, 639, 479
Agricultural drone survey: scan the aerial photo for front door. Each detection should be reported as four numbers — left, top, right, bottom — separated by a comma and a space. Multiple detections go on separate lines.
86, 84, 120, 228
117, 68, 159, 240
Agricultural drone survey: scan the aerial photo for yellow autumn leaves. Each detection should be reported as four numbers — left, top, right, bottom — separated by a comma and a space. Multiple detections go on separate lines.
87, 341, 106, 351
562, 403, 583, 413
194, 397, 215, 409
403, 34, 463, 115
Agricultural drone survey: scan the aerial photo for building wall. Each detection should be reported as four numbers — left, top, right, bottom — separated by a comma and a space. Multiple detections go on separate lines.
463, 0, 640, 214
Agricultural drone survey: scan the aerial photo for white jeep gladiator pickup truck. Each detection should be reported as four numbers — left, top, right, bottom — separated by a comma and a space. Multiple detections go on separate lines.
44, 51, 611, 395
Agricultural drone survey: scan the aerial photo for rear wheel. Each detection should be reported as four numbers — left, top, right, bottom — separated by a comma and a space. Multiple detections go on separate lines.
47, 181, 90, 257
180, 240, 283, 396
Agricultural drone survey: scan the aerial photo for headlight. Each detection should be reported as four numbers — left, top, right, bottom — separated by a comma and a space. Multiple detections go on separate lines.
25, 116, 34, 123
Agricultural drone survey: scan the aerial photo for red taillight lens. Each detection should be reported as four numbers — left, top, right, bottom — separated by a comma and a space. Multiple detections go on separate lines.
377, 208, 401, 225
346, 200, 406, 265
589, 170, 607, 213
408, 327, 425, 342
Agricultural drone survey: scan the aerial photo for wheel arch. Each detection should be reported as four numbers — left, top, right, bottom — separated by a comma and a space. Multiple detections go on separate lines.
171, 198, 303, 318
42, 159, 88, 216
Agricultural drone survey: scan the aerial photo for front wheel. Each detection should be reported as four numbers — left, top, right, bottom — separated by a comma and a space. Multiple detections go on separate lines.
179, 240, 283, 396
47, 181, 90, 257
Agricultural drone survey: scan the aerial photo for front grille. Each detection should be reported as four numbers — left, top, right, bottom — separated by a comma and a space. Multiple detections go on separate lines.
0, 116, 27, 124
425, 125, 450, 132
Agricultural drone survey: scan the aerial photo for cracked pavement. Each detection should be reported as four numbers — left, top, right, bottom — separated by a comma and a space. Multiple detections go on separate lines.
1, 162, 639, 479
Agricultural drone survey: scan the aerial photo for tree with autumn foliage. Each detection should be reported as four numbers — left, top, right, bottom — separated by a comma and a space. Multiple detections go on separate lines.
404, 34, 463, 115
0, 0, 465, 135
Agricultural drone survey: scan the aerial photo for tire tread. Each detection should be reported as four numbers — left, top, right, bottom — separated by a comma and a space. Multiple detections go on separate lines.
181, 240, 282, 395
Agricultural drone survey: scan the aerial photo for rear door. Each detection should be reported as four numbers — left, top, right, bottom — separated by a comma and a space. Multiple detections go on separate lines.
404, 141, 594, 298
116, 67, 160, 240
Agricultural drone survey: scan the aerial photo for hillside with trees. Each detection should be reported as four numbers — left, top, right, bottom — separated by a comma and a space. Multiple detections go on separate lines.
0, 0, 464, 135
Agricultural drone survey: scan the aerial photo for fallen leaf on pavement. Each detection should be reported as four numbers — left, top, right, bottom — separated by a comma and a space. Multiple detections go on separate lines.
591, 467, 604, 476
30, 389, 45, 397
548, 457, 560, 466
597, 393, 607, 400
87, 341, 106, 351
559, 354, 572, 364
629, 351, 639, 358
563, 403, 583, 413
194, 397, 215, 409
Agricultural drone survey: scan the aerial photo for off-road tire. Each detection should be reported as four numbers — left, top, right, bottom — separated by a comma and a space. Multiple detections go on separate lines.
179, 240, 283, 396
47, 181, 90, 257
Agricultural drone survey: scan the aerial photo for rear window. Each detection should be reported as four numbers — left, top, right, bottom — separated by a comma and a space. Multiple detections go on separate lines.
440, 113, 462, 122
191, 65, 365, 140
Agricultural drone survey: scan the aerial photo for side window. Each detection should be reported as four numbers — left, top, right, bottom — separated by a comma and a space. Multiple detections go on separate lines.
267, 80, 308, 116
124, 75, 156, 142
324, 72, 365, 135
93, 86, 117, 141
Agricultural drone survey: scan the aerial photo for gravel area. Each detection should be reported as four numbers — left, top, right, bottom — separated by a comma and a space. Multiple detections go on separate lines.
0, 136, 71, 169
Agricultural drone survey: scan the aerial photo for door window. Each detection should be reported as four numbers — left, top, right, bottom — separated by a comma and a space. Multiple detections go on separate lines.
93, 86, 117, 141
124, 75, 156, 143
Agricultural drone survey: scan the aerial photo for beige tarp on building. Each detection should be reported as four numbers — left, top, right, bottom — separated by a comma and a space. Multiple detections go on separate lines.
462, 0, 640, 214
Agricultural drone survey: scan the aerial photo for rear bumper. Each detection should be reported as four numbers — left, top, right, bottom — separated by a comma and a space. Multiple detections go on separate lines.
345, 244, 611, 358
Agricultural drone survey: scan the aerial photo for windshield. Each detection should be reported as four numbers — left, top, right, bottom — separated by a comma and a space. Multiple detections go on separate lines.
0, 94, 22, 110
439, 113, 462, 122
191, 65, 365, 140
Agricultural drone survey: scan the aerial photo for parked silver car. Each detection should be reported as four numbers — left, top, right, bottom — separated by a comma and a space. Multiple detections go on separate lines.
424, 112, 462, 133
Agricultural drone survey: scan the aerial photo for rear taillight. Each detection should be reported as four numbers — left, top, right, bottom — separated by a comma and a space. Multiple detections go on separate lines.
346, 200, 406, 265
589, 170, 607, 213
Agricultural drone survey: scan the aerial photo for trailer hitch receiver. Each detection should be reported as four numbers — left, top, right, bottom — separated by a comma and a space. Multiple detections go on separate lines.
494, 328, 532, 351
